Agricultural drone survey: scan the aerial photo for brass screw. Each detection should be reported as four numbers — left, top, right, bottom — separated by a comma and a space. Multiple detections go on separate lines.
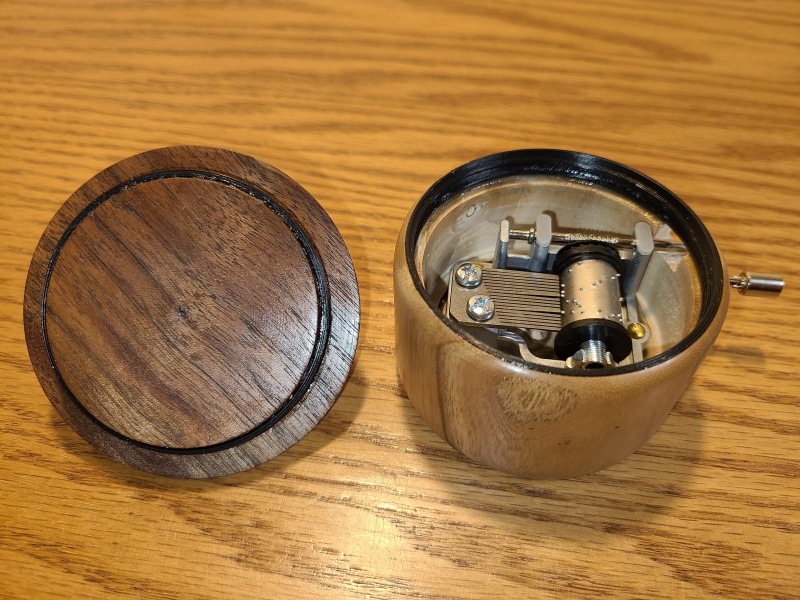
627, 322, 646, 339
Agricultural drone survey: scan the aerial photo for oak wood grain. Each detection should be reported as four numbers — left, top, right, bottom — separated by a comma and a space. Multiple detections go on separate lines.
1, 0, 798, 598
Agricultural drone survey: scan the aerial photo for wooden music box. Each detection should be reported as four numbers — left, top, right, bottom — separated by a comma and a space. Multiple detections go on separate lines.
394, 150, 782, 478
25, 147, 781, 478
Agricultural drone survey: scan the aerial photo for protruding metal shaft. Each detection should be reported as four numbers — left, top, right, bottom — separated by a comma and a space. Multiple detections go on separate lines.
578, 339, 614, 369
729, 272, 784, 297
509, 227, 534, 243
508, 226, 684, 250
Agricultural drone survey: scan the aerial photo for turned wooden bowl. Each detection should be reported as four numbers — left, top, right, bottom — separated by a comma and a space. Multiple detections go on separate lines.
24, 147, 359, 478
394, 150, 729, 478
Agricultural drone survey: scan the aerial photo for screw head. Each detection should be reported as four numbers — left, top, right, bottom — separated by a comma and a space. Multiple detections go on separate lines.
467, 295, 494, 322
455, 262, 482, 288
627, 322, 646, 339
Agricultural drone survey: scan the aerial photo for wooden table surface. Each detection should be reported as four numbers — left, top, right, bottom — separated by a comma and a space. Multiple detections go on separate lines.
1, 1, 798, 598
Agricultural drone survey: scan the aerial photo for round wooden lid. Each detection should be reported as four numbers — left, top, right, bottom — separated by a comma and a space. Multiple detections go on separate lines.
24, 147, 360, 478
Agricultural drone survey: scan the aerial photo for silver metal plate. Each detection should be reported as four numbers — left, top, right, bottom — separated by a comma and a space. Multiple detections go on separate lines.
448, 263, 562, 331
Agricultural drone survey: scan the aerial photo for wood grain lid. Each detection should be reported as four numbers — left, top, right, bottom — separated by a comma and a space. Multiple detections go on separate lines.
24, 147, 360, 478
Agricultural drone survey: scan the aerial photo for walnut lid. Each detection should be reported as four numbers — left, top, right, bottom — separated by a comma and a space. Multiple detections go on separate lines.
24, 147, 359, 478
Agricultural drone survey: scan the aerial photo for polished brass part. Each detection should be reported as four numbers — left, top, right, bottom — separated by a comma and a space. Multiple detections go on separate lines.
627, 322, 646, 339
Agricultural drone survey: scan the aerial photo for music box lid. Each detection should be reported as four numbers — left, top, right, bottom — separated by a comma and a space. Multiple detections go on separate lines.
24, 146, 360, 478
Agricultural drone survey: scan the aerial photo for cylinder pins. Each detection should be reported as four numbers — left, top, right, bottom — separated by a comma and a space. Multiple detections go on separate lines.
552, 242, 633, 367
